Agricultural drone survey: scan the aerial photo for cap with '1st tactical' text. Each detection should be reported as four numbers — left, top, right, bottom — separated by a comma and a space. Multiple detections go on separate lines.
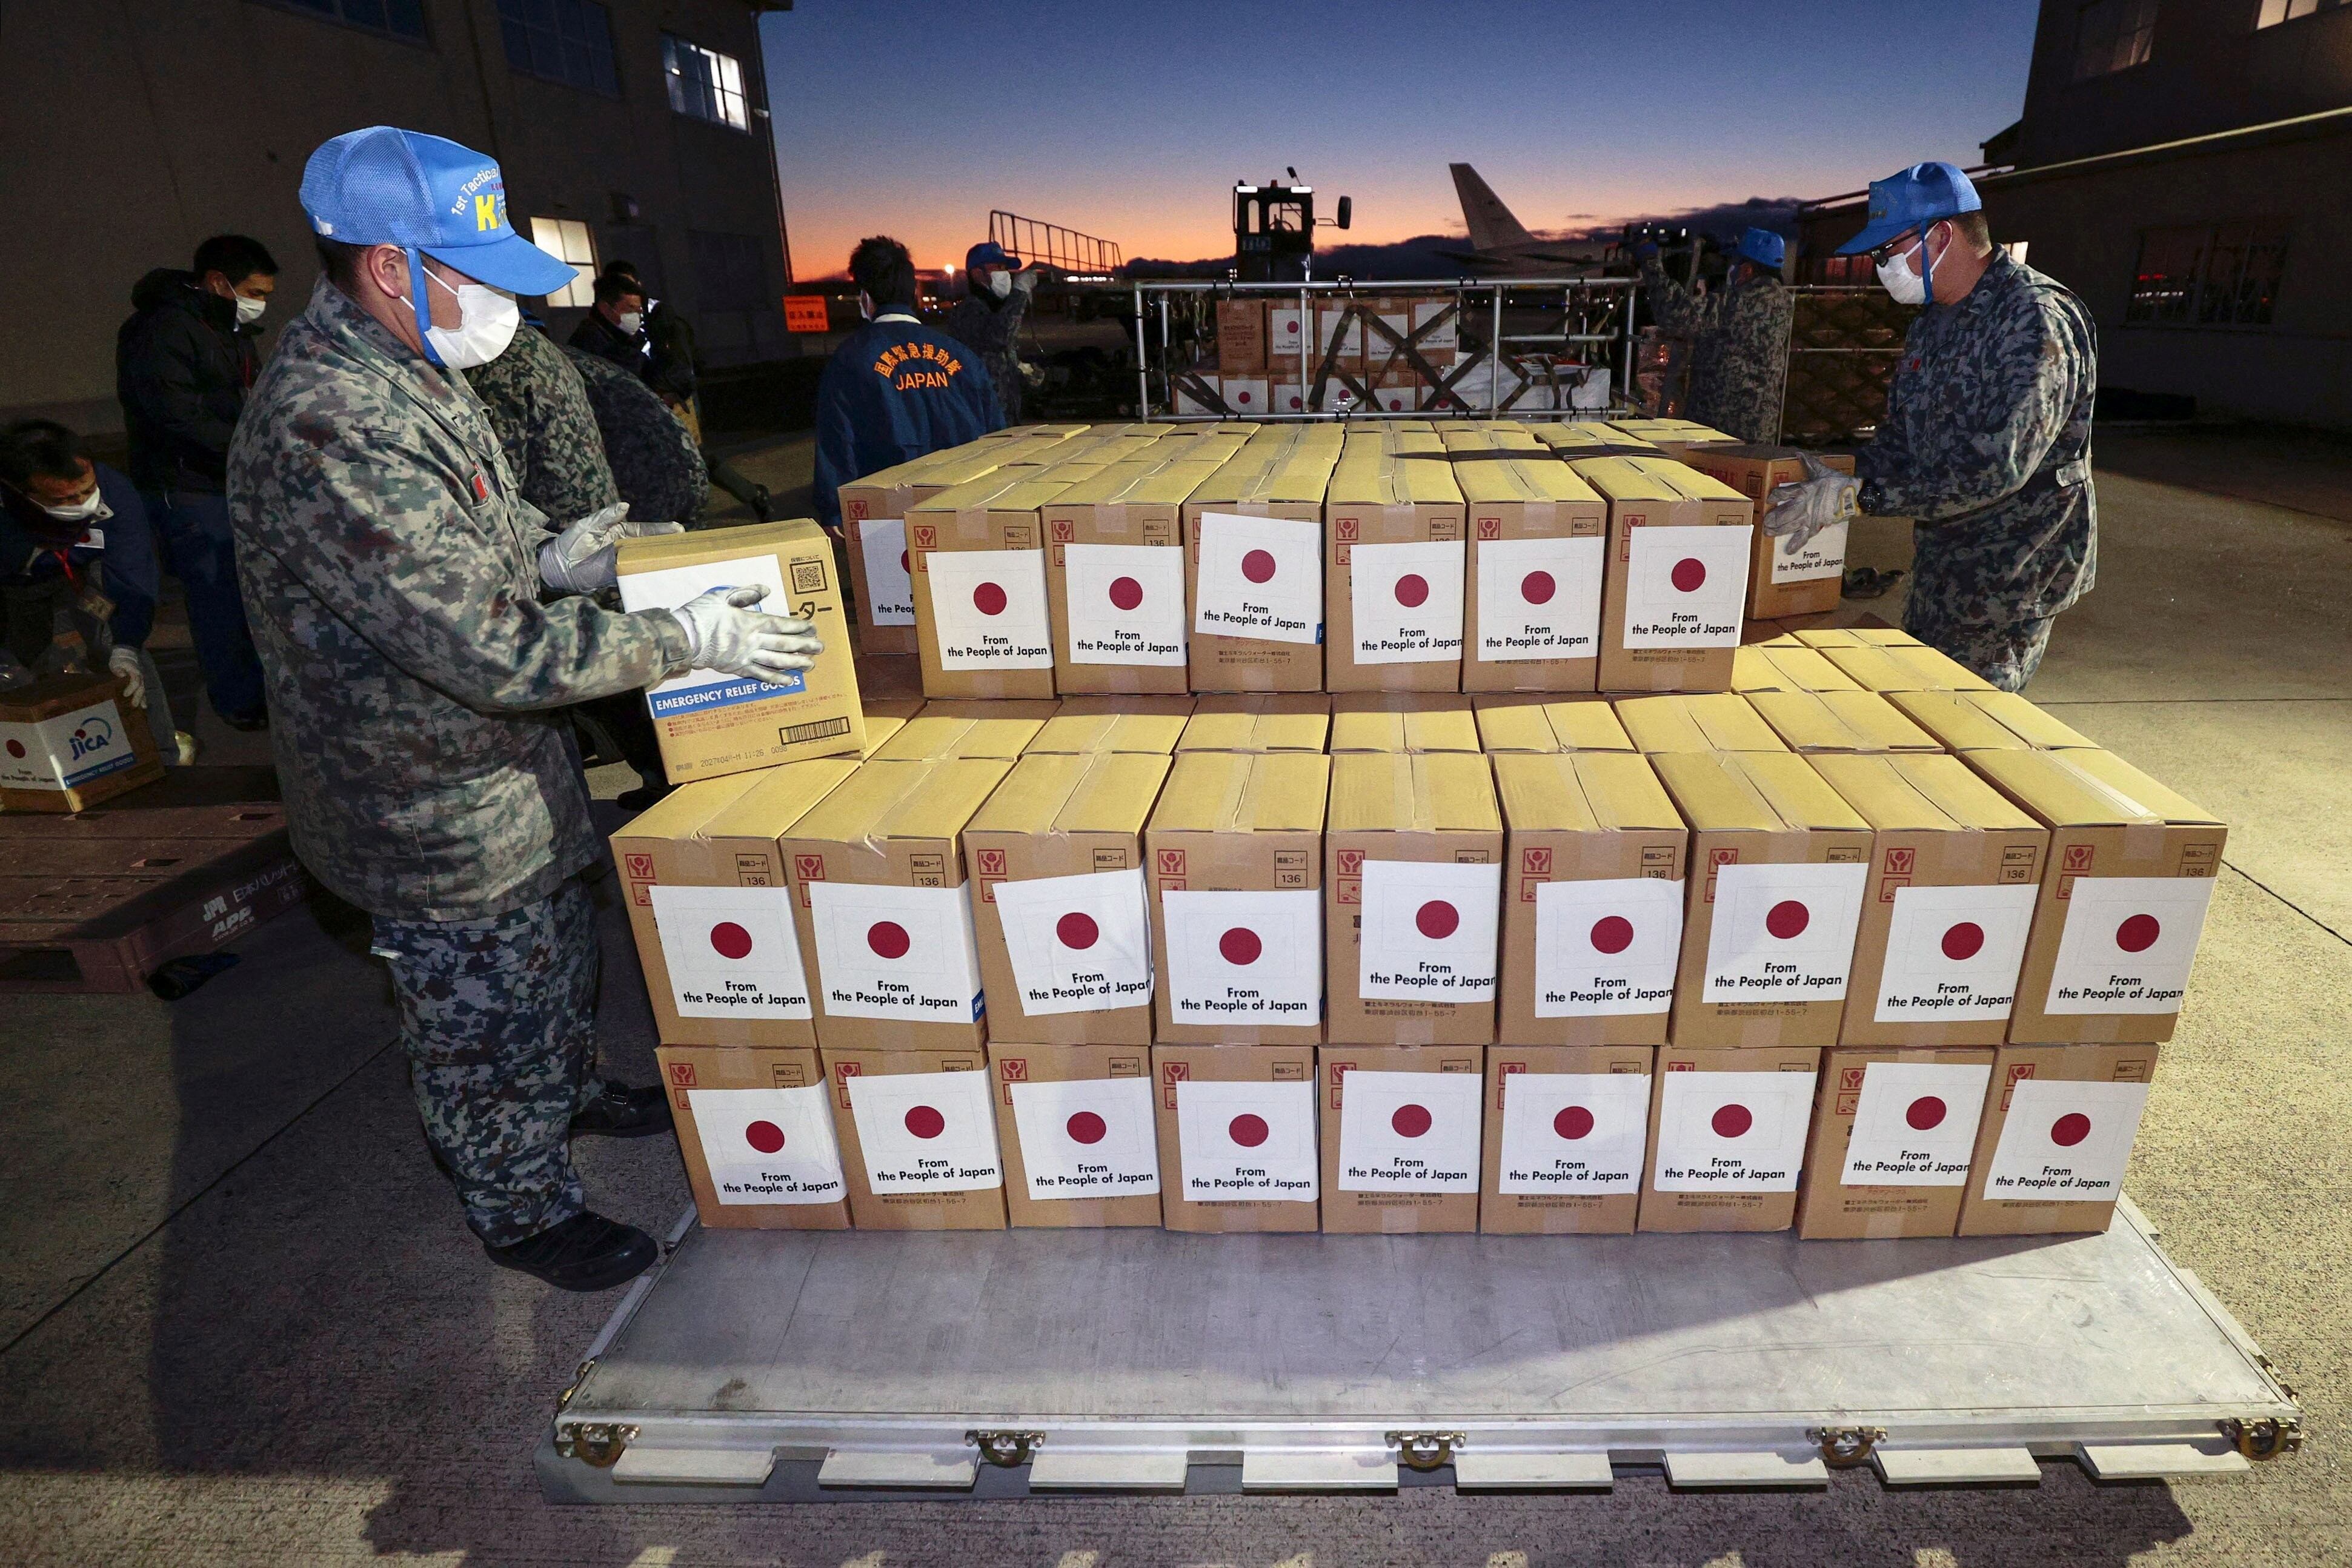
299, 126, 579, 298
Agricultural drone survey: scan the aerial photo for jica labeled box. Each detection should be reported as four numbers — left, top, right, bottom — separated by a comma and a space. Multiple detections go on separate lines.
906, 468, 1102, 699
1151, 1043, 1320, 1232
1638, 1045, 1821, 1233
1041, 460, 1218, 694
1324, 753, 1503, 1046
963, 751, 1169, 1045
1323, 457, 1468, 691
1796, 1046, 1995, 1240
779, 757, 1011, 1051
1493, 752, 1688, 1047
1679, 443, 1858, 620
1458, 459, 1609, 693
822, 1046, 1007, 1229
1175, 693, 1331, 755
1571, 456, 1751, 692
1182, 452, 1335, 692
988, 1042, 1161, 1227
1145, 751, 1329, 1045
1956, 1043, 2159, 1236
1473, 695, 1633, 755
655, 1043, 849, 1229
1481, 1045, 1653, 1234
613, 519, 866, 784
0, 671, 164, 812
1319, 1046, 1485, 1233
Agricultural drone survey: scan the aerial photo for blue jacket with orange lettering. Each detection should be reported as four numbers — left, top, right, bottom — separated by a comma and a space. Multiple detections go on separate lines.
811, 310, 1004, 529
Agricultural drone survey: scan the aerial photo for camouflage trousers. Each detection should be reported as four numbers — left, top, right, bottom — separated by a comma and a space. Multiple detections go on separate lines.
371, 879, 606, 1246
1903, 603, 2057, 693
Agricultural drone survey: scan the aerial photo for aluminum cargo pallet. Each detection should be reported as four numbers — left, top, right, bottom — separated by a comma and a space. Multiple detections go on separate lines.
539, 1196, 2299, 1502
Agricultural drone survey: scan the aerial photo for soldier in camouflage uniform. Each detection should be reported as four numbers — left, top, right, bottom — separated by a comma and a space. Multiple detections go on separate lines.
461, 322, 619, 525
1637, 227, 1793, 443
1766, 164, 2095, 691
564, 345, 710, 525
937, 241, 1035, 426
228, 127, 823, 1291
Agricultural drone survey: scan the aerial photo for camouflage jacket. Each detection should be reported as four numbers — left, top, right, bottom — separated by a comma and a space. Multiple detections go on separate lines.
1641, 258, 1792, 443
460, 325, 620, 526
1857, 252, 2098, 628
937, 288, 1029, 424
227, 277, 691, 922
563, 346, 710, 525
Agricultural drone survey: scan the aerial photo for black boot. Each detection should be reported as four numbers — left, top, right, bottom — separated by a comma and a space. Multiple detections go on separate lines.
483, 1212, 658, 1291
571, 1081, 675, 1138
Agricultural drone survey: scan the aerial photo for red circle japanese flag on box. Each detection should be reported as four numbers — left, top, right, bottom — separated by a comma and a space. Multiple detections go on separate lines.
1357, 859, 1500, 1002
2043, 875, 2216, 1015
1496, 1070, 1650, 1194
845, 1068, 1003, 1192
808, 882, 983, 1021
1063, 543, 1188, 666
991, 867, 1153, 1015
1334, 1068, 1483, 1193
925, 548, 1054, 669
1701, 860, 1869, 1003
1532, 875, 1684, 1017
1653, 1068, 1817, 1192
1982, 1077, 2151, 1202
648, 885, 812, 1018
689, 1084, 845, 1204
1839, 1060, 1991, 1187
1174, 1077, 1318, 1200
1008, 1075, 1160, 1200
1161, 888, 1321, 1026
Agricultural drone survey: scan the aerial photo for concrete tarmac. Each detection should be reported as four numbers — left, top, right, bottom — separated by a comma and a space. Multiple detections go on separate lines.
0, 431, 2347, 1565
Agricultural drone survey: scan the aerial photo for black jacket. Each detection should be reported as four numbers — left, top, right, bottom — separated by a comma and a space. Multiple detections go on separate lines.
115, 269, 260, 496
568, 309, 650, 381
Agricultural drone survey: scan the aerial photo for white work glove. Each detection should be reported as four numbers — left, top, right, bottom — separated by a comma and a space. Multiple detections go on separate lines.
537, 503, 685, 595
1761, 454, 1861, 556
667, 585, 823, 684
1012, 267, 1040, 295
107, 645, 148, 708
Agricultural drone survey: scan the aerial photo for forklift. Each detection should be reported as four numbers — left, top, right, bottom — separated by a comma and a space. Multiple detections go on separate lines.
1232, 169, 1350, 282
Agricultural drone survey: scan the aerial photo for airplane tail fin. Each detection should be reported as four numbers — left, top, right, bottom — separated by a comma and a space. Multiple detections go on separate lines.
1450, 162, 1537, 252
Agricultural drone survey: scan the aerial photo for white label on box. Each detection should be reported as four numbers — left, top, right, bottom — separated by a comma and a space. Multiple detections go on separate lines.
856, 517, 915, 626
1839, 1060, 1990, 1187
1063, 543, 1186, 666
1372, 385, 1418, 413
648, 885, 811, 1019
992, 867, 1152, 1015
1175, 1078, 1318, 1200
1335, 1068, 1482, 1192
689, 1083, 845, 1205
1272, 384, 1307, 414
1194, 513, 1321, 644
1533, 877, 1685, 1017
619, 552, 805, 718
1769, 519, 1848, 585
1317, 310, 1362, 357
0, 696, 138, 791
1357, 859, 1499, 1001
1619, 526, 1750, 648
1874, 882, 2038, 1022
923, 548, 1054, 669
1475, 536, 1603, 662
1982, 1077, 2152, 1201
1009, 1075, 1160, 1200
1702, 860, 1868, 1003
1161, 888, 1321, 1025
846, 1067, 1002, 1192
1497, 1071, 1650, 1194
1174, 376, 1220, 416
1347, 540, 1463, 665
808, 881, 983, 1021
1267, 308, 1304, 357
1410, 301, 1457, 353
2044, 875, 2215, 1015
1221, 378, 1269, 414
1653, 1069, 1816, 1192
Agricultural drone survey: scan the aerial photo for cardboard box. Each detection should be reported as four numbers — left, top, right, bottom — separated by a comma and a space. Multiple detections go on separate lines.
1175, 694, 1330, 754
613, 760, 861, 1048
988, 1042, 1162, 1226
1324, 753, 1503, 1046
1811, 753, 2051, 1048
822, 1046, 1007, 1229
1151, 1043, 1320, 1232
1026, 696, 1195, 756
1795, 1046, 1996, 1240
1266, 300, 1306, 365
1650, 751, 1873, 1047
854, 652, 925, 702
964, 751, 1169, 1045
1493, 752, 1689, 1046
1040, 461, 1214, 695
1315, 302, 1364, 373
780, 757, 1012, 1051
1679, 445, 1859, 620
1607, 419, 1744, 462
656, 1043, 849, 1228
612, 520, 866, 784
1819, 640, 1997, 694
1328, 693, 1480, 754
1786, 626, 1916, 648
1182, 451, 1335, 692
1220, 379, 1272, 416
1323, 457, 1467, 691
837, 446, 1019, 657
1144, 751, 1329, 1044
866, 699, 1057, 762
906, 468, 1105, 699
1537, 421, 1658, 460
1457, 459, 1608, 693
1481, 1045, 1653, 1233
1745, 689, 1941, 754
1955, 1042, 2159, 1235
1409, 297, 1458, 367
1883, 689, 2098, 752
1638, 1045, 1821, 1232
1571, 457, 1752, 692
1368, 383, 1420, 414
1217, 297, 1267, 376
1615, 693, 1789, 754
0, 673, 164, 812
1472, 696, 1633, 754
1318, 1045, 1485, 1232
1730, 643, 1861, 694
1964, 749, 2225, 1043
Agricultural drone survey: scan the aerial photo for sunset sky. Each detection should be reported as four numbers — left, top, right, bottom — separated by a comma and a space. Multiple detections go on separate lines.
759, 0, 2044, 278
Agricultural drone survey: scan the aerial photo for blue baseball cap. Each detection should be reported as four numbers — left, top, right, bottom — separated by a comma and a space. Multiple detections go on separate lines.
1836, 162, 1982, 256
1736, 227, 1786, 271
965, 241, 1017, 273
299, 126, 579, 297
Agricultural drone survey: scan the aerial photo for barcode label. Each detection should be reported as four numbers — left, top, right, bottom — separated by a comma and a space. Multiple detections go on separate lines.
782, 716, 852, 744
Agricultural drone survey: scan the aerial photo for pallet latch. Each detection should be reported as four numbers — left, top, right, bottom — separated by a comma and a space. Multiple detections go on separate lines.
1810, 1425, 1885, 1469
556, 1421, 639, 1468
1386, 1430, 1466, 1472
967, 1429, 1045, 1468
2221, 1416, 2301, 1461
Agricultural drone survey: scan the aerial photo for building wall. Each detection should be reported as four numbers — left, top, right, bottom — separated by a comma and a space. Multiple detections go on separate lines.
0, 0, 789, 433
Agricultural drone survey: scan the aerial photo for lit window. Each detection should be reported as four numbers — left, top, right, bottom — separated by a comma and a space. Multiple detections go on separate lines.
498, 0, 619, 97
528, 218, 599, 307
2004, 241, 2030, 265
664, 34, 749, 131
2125, 222, 2289, 328
262, 0, 427, 42
2257, 0, 2348, 25
2071, 0, 2158, 79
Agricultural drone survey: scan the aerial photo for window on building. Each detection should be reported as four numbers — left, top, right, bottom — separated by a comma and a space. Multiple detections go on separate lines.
528, 218, 599, 307
499, 0, 619, 96
261, 0, 428, 42
2004, 241, 2030, 266
2257, 0, 2349, 26
2125, 222, 2289, 327
664, 34, 750, 131
2071, 0, 2158, 79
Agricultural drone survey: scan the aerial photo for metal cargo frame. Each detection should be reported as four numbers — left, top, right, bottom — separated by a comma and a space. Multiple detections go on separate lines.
540, 1196, 2300, 1502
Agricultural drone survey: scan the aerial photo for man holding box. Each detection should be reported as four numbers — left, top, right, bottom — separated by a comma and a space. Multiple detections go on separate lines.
228, 126, 824, 1292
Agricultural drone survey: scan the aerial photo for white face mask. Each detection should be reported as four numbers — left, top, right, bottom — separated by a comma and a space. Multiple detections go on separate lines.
985, 270, 1012, 301
421, 268, 520, 369
38, 490, 110, 525
616, 310, 643, 335
234, 293, 268, 327
1877, 227, 1939, 307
